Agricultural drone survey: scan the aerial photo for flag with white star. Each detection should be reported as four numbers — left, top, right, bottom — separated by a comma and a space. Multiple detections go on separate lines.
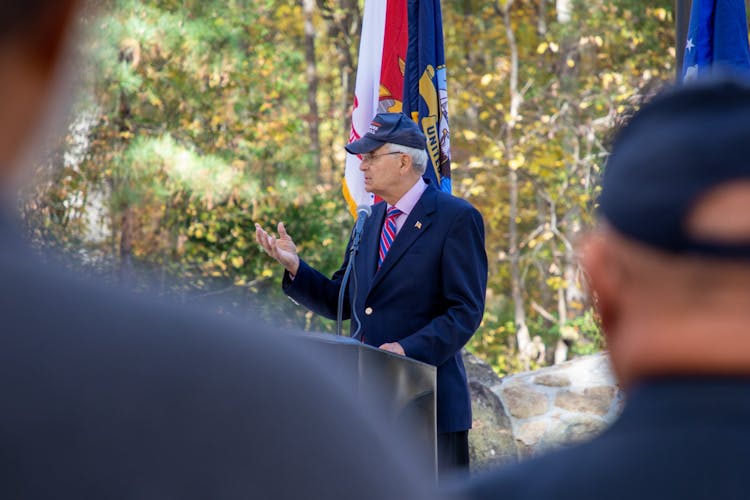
682, 0, 750, 81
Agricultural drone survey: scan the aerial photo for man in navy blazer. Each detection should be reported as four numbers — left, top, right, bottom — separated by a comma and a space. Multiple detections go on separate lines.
256, 112, 488, 474
460, 76, 750, 499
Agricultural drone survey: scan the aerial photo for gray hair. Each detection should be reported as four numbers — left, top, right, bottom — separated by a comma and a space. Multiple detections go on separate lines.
387, 143, 429, 175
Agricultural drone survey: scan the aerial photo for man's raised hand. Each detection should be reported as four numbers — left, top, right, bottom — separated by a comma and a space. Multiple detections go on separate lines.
255, 222, 300, 276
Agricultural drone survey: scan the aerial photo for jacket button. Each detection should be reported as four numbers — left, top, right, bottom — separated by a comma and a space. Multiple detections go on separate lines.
365, 307, 373, 315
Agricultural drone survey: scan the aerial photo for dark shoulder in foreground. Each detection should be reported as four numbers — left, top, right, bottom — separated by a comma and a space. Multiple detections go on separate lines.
0, 236, 434, 499
459, 382, 750, 500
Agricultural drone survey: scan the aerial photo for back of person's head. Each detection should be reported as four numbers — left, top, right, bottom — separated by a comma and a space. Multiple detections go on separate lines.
581, 74, 750, 388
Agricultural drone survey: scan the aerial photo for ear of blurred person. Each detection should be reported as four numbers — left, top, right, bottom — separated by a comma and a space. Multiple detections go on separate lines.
0, 2, 438, 498
580, 182, 750, 390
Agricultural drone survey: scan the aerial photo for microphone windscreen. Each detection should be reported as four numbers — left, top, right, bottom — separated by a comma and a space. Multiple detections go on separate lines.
356, 204, 372, 218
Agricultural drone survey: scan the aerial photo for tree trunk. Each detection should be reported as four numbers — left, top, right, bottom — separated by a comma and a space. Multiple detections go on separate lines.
556, 0, 572, 23
340, 0, 360, 140
119, 206, 135, 286
464, 0, 480, 130
116, 84, 135, 286
318, 0, 361, 142
301, 0, 322, 181
499, 0, 532, 369
554, 285, 568, 364
509, 168, 532, 369
538, 0, 547, 35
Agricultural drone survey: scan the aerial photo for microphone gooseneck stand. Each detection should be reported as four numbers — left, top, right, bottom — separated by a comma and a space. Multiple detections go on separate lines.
336, 205, 371, 337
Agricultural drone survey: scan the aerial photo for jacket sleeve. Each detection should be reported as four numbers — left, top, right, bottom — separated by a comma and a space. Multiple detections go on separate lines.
397, 206, 488, 366
282, 234, 354, 321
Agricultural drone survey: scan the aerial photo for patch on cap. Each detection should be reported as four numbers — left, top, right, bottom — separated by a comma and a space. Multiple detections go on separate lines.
368, 121, 382, 134
345, 112, 427, 155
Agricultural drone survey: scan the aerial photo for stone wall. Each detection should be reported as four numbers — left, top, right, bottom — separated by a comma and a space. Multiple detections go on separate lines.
465, 351, 624, 471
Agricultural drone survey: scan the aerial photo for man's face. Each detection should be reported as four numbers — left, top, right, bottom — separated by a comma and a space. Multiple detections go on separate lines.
358, 144, 404, 199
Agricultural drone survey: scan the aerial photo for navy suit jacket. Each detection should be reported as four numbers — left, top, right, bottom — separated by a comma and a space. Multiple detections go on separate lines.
462, 377, 750, 500
284, 183, 488, 433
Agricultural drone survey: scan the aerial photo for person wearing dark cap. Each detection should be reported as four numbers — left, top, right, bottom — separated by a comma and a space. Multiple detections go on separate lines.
256, 112, 488, 476
458, 75, 750, 500
0, 2, 438, 498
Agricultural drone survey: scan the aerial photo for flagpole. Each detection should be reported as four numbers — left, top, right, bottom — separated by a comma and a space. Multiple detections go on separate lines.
675, 0, 693, 78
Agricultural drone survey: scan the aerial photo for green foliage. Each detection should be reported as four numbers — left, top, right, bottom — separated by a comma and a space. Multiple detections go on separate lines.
466, 308, 527, 377
567, 310, 605, 356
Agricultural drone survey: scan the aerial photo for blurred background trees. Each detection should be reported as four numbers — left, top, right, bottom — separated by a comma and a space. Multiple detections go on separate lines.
22, 0, 675, 375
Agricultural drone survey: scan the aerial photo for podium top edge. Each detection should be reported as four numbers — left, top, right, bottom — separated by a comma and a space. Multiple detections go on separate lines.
287, 331, 436, 371
288, 330, 362, 345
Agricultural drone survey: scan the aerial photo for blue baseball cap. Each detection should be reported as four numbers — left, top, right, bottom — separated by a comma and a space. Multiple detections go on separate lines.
600, 74, 750, 258
345, 112, 427, 154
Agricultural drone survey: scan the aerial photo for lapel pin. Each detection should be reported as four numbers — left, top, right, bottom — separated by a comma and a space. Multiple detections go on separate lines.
415, 221, 422, 229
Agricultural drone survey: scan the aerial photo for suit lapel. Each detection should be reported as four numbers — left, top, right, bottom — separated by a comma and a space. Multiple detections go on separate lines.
356, 202, 385, 287
369, 186, 437, 290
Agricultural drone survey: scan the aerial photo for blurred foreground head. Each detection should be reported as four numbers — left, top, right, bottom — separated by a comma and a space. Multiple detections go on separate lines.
0, 3, 436, 498
582, 74, 750, 389
0, 0, 78, 182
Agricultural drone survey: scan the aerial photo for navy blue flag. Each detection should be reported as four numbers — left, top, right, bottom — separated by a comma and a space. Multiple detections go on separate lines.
402, 0, 452, 193
682, 0, 750, 80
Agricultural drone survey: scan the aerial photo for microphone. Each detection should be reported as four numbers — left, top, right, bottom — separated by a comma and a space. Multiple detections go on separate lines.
351, 204, 372, 249
336, 204, 371, 336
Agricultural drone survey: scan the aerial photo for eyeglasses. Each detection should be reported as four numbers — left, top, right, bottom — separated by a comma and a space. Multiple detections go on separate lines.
360, 151, 402, 162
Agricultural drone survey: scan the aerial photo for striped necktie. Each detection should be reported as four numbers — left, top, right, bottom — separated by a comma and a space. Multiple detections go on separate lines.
378, 206, 402, 268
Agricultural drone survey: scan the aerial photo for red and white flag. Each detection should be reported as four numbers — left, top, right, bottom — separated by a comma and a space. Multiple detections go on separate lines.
343, 0, 408, 215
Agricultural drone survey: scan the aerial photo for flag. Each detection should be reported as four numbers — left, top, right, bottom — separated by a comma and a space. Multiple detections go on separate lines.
682, 0, 750, 81
402, 0, 451, 193
343, 0, 408, 215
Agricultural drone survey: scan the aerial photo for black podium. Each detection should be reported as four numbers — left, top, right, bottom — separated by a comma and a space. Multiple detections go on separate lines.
295, 331, 437, 475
